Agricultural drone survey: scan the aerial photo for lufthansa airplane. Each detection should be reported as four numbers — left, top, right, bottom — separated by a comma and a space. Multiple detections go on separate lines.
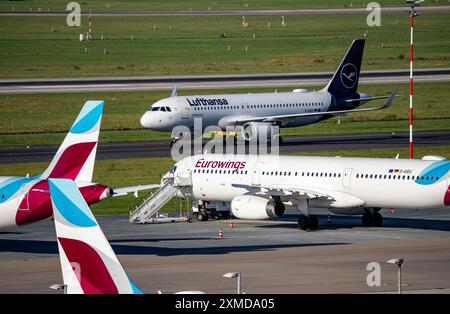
0, 101, 156, 229
166, 152, 450, 230
140, 39, 397, 145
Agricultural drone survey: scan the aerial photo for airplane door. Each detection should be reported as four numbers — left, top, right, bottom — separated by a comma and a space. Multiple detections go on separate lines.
179, 100, 191, 120
252, 164, 261, 186
342, 168, 353, 189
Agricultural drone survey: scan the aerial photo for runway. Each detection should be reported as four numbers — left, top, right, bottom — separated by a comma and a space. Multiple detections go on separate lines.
2, 6, 450, 16
0, 131, 449, 164
1, 68, 449, 94
0, 207, 449, 293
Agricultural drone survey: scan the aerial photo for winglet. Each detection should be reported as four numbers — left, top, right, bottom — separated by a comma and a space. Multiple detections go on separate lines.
382, 88, 398, 110
49, 178, 144, 294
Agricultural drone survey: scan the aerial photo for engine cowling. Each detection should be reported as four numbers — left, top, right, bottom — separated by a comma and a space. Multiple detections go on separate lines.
231, 195, 285, 220
242, 122, 273, 142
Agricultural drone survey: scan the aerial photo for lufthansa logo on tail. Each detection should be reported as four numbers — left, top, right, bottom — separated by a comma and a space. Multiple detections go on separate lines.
340, 63, 358, 89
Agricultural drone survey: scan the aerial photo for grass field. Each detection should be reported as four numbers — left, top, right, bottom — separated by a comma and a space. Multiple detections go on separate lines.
0, 81, 449, 147
0, 146, 448, 215
0, 1, 446, 13
0, 13, 449, 78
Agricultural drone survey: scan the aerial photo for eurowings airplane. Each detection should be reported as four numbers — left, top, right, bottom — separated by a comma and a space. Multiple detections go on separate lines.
167, 153, 450, 230
49, 178, 204, 294
0, 101, 156, 229
140, 39, 396, 145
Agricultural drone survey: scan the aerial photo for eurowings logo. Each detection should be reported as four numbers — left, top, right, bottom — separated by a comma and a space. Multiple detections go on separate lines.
195, 158, 246, 171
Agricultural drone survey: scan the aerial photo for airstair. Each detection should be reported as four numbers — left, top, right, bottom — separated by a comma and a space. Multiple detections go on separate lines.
129, 171, 192, 224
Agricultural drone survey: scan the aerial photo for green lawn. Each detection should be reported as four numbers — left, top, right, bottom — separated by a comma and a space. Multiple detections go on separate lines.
1, 81, 449, 147
0, 13, 449, 78
0, 146, 448, 215
0, 1, 446, 13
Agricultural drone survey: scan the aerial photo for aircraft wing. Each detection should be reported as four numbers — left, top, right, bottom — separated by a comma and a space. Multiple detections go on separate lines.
231, 183, 365, 208
112, 184, 159, 197
232, 88, 397, 124
232, 183, 332, 200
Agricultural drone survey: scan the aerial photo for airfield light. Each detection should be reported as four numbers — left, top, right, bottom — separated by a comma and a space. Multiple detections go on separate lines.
223, 272, 241, 294
49, 284, 67, 294
406, 0, 423, 159
387, 258, 404, 294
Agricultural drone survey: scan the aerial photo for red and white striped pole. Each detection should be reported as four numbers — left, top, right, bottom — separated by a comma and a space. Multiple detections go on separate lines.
407, 0, 421, 159
409, 11, 414, 159
88, 10, 92, 40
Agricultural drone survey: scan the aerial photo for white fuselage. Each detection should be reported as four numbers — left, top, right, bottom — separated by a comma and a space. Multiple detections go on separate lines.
172, 154, 450, 214
140, 91, 333, 132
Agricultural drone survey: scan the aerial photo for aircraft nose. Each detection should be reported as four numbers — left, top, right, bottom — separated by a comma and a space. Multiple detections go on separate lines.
140, 112, 152, 128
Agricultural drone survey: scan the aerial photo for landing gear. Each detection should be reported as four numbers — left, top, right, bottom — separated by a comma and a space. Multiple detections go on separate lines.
362, 209, 383, 227
296, 198, 318, 230
196, 211, 209, 222
297, 214, 319, 231
169, 132, 190, 147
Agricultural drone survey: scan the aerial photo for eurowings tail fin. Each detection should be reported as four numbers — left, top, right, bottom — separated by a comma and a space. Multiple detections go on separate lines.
49, 178, 143, 294
42, 101, 104, 182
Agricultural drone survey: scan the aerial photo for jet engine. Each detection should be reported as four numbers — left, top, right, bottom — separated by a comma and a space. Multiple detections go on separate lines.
241, 122, 273, 142
231, 195, 285, 220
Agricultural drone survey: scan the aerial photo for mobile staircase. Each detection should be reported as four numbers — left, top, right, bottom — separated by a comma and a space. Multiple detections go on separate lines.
129, 171, 192, 224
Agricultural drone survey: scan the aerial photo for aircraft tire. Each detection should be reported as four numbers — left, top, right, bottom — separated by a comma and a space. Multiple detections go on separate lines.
309, 215, 319, 230
374, 212, 383, 227
362, 212, 374, 227
197, 212, 209, 222
298, 215, 310, 230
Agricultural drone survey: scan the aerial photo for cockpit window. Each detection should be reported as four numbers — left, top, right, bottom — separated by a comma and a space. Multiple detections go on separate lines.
149, 106, 171, 112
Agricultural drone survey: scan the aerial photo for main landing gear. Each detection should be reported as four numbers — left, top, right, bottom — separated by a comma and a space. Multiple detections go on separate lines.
297, 199, 319, 231
362, 208, 383, 227
298, 214, 319, 231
